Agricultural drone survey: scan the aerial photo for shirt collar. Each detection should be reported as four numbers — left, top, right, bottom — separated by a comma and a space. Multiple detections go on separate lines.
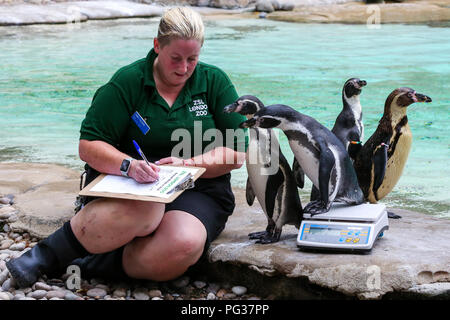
143, 48, 207, 96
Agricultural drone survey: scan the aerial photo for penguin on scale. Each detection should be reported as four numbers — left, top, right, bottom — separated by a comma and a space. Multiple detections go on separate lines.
240, 102, 365, 215
224, 96, 303, 243
310, 77, 367, 201
353, 87, 432, 218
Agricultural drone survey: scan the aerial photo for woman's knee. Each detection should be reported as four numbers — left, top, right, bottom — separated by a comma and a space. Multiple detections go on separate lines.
171, 227, 207, 262
123, 212, 207, 280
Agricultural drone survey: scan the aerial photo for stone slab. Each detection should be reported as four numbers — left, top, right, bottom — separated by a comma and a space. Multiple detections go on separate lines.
0, 1, 164, 26
267, 1, 450, 24
0, 162, 79, 238
1, 162, 449, 299
206, 190, 450, 299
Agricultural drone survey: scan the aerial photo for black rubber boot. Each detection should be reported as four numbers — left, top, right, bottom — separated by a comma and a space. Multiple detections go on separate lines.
6, 221, 89, 288
71, 246, 128, 281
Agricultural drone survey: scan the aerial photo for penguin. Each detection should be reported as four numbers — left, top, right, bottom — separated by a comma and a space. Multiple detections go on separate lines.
223, 95, 303, 243
309, 78, 367, 201
240, 104, 365, 215
353, 87, 432, 218
331, 78, 367, 161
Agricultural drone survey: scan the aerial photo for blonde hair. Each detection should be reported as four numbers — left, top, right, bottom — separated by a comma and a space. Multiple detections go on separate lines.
157, 7, 205, 47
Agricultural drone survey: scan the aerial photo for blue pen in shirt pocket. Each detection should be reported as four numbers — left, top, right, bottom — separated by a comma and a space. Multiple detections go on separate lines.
131, 111, 150, 135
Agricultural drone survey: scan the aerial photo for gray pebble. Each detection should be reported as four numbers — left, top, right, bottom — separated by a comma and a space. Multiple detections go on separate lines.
0, 197, 11, 205
172, 275, 190, 288
112, 288, 127, 298
0, 292, 11, 300
132, 288, 150, 300
9, 233, 20, 240
33, 282, 52, 291
207, 292, 216, 300
0, 239, 14, 250
14, 290, 25, 296
87, 288, 107, 299
224, 293, 237, 299
19, 297, 36, 300
64, 291, 82, 300
232, 286, 247, 296
0, 269, 9, 286
148, 289, 162, 298
1, 278, 13, 291
193, 280, 207, 289
28, 290, 47, 299
9, 242, 26, 251
151, 297, 163, 300
207, 282, 220, 294
95, 283, 110, 293
2, 224, 10, 233
0, 206, 15, 217
46, 290, 66, 299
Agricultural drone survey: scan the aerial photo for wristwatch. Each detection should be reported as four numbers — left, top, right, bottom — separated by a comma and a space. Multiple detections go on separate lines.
120, 158, 133, 177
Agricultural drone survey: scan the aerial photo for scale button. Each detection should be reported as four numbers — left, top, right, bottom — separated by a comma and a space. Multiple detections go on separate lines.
339, 238, 345, 242
353, 238, 360, 243
345, 238, 353, 243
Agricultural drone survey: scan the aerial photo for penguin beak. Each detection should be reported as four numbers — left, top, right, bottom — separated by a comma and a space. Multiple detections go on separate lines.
223, 103, 237, 113
239, 118, 256, 128
414, 93, 432, 103
358, 80, 367, 87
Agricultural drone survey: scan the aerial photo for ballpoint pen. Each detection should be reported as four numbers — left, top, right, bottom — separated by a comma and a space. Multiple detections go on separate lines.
132, 140, 151, 167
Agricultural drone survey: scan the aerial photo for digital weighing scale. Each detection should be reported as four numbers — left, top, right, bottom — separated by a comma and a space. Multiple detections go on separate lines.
297, 203, 389, 253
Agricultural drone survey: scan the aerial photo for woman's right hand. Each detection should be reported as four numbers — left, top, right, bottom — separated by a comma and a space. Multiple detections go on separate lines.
128, 160, 160, 184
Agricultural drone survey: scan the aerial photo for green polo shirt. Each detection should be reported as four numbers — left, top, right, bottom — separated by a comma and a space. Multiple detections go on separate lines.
80, 49, 248, 159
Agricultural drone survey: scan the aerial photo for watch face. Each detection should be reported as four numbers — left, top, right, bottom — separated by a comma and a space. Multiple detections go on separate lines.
120, 159, 131, 173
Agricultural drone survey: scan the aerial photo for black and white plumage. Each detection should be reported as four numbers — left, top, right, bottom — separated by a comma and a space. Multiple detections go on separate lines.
224, 96, 302, 243
241, 104, 365, 215
331, 78, 367, 161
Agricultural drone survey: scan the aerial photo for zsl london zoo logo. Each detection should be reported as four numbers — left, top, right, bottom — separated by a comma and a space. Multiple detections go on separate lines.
189, 99, 208, 117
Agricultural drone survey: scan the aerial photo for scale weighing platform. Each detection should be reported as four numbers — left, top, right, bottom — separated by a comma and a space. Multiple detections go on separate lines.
297, 203, 389, 253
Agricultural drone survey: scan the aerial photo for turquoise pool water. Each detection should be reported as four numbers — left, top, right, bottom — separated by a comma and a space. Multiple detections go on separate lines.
0, 18, 448, 217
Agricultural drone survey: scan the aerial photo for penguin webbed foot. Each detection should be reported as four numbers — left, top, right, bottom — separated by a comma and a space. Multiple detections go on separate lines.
248, 230, 269, 239
248, 228, 281, 244
387, 211, 402, 219
304, 200, 330, 216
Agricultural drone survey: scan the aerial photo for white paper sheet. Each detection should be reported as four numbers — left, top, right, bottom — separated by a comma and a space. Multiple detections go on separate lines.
90, 166, 199, 198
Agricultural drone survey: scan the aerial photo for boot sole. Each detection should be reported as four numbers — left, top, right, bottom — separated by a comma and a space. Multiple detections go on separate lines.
5, 259, 38, 288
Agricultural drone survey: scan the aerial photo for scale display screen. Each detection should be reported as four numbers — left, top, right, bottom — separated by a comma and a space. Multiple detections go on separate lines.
300, 223, 371, 245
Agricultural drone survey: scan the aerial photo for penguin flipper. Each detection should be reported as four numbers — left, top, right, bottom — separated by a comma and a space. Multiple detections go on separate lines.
347, 131, 363, 160
348, 141, 363, 160
318, 146, 336, 208
373, 143, 388, 192
304, 145, 335, 215
292, 158, 305, 189
388, 211, 402, 219
245, 177, 256, 206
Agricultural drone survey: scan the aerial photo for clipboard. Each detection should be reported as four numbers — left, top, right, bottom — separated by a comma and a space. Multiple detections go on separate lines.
79, 165, 206, 203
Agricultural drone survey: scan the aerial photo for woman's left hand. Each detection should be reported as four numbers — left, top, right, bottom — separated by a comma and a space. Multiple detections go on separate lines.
156, 156, 194, 166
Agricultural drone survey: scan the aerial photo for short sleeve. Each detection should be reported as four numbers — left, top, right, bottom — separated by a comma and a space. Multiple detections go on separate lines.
209, 72, 248, 153
79, 83, 132, 146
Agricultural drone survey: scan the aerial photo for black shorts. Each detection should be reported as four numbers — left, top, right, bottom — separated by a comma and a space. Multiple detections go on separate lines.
81, 165, 235, 251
